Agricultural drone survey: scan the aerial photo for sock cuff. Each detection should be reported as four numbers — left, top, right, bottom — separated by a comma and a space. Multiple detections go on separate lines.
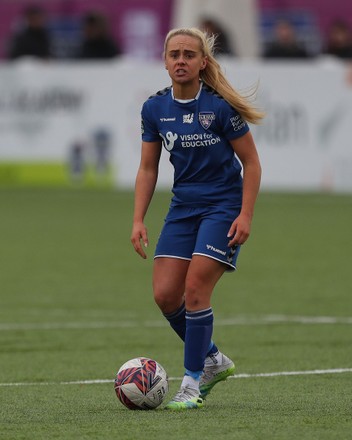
185, 369, 203, 380
163, 302, 186, 319
186, 307, 213, 320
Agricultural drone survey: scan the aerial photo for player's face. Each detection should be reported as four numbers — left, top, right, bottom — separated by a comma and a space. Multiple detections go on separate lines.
165, 35, 207, 85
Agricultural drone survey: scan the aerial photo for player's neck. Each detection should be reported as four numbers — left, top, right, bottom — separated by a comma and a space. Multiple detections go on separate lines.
172, 82, 201, 100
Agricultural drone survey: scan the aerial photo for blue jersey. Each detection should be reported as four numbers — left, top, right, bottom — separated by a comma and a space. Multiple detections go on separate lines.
141, 84, 249, 207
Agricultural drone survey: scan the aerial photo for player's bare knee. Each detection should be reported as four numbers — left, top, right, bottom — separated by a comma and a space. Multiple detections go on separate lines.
184, 295, 202, 310
184, 284, 201, 310
153, 289, 180, 314
184, 276, 212, 310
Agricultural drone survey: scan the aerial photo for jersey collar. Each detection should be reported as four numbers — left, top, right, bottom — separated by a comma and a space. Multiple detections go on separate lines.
172, 82, 203, 103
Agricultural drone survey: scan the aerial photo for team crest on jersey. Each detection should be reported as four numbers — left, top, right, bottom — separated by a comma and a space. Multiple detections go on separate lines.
199, 112, 215, 129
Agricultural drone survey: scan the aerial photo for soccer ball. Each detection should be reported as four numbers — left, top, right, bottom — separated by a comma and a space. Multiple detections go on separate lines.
114, 357, 168, 410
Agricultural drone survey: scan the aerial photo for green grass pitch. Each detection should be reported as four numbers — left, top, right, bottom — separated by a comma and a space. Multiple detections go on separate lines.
0, 188, 351, 439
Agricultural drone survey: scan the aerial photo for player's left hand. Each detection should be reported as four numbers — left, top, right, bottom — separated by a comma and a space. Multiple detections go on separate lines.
227, 213, 252, 247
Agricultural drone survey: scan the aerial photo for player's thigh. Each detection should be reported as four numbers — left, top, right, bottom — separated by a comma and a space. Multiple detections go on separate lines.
153, 257, 190, 313
184, 255, 226, 311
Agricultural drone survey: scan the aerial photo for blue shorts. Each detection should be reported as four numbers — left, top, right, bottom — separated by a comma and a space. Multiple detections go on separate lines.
154, 204, 241, 271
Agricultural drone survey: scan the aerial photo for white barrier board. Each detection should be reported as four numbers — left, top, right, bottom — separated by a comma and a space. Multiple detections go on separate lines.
0, 59, 351, 191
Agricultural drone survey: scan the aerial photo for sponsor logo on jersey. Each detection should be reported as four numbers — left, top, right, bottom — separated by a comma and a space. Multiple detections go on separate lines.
159, 131, 178, 151
159, 131, 221, 149
180, 133, 221, 148
230, 115, 246, 132
199, 112, 215, 129
183, 113, 194, 124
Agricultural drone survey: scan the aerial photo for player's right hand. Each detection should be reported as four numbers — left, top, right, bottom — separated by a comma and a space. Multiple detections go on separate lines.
131, 222, 149, 259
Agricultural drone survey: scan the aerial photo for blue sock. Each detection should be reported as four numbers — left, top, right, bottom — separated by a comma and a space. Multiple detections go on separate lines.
184, 308, 214, 372
185, 369, 203, 381
207, 341, 219, 356
163, 302, 186, 341
163, 303, 218, 357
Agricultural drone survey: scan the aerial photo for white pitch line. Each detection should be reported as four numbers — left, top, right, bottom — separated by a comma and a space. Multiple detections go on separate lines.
1, 368, 351, 388
0, 315, 352, 332
230, 368, 352, 378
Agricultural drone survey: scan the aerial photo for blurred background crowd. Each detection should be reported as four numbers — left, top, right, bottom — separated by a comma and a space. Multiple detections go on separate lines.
0, 0, 351, 62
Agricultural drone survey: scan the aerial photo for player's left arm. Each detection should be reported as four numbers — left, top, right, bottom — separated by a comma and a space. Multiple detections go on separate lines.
227, 131, 262, 246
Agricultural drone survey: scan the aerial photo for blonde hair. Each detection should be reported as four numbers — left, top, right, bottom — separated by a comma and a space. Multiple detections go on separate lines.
164, 28, 264, 125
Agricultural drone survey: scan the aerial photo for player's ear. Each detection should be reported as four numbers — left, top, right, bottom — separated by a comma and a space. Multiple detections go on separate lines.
200, 57, 207, 70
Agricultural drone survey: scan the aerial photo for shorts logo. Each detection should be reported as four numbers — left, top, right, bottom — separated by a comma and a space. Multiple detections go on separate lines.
206, 244, 226, 256
227, 245, 238, 264
159, 131, 178, 151
199, 112, 215, 129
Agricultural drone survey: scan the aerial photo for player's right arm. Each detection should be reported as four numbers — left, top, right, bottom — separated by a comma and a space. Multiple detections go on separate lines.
131, 140, 162, 259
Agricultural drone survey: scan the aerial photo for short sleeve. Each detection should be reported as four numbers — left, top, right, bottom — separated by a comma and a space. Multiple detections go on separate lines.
141, 100, 160, 142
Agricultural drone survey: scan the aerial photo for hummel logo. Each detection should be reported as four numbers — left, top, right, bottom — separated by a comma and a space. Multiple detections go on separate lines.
206, 244, 226, 256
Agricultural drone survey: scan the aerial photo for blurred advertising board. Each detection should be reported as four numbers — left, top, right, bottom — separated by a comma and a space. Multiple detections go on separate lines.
0, 58, 352, 192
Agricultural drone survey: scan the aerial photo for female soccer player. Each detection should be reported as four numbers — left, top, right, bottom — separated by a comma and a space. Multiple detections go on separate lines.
131, 27, 263, 410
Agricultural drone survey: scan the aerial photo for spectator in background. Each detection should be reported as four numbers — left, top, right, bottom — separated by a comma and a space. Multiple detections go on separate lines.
324, 20, 352, 60
264, 19, 309, 59
199, 18, 235, 56
7, 5, 51, 60
77, 11, 121, 59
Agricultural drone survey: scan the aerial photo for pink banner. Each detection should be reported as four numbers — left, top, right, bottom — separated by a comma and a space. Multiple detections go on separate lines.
0, 0, 174, 59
